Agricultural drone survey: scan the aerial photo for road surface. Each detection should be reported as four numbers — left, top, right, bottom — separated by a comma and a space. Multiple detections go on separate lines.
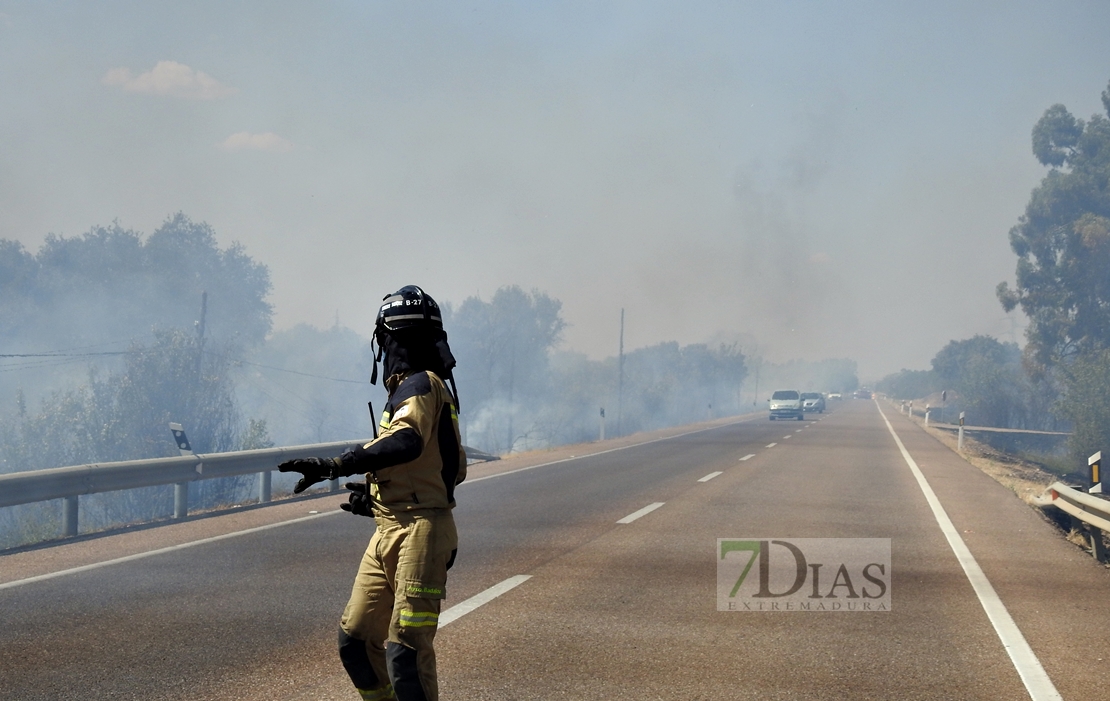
2, 400, 1108, 699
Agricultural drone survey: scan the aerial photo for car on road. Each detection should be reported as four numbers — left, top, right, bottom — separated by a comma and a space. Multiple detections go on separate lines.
854, 389, 873, 399
768, 389, 805, 421
828, 392, 842, 400
802, 392, 826, 413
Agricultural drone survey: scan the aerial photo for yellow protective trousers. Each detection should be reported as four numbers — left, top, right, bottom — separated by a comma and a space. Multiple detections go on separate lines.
340, 509, 457, 701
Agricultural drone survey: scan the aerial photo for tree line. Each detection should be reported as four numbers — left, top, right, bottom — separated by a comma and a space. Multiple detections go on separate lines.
0, 219, 764, 543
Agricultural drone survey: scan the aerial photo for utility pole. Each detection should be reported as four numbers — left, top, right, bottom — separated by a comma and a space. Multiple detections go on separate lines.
752, 358, 760, 407
617, 308, 624, 436
195, 291, 207, 377
506, 354, 515, 453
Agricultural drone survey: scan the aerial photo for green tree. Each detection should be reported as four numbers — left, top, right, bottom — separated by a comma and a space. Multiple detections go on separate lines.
1, 329, 243, 470
931, 335, 1020, 388
923, 335, 1060, 430
0, 214, 272, 407
448, 286, 566, 451
998, 79, 1110, 369
0, 327, 268, 540
1057, 349, 1110, 462
876, 369, 939, 399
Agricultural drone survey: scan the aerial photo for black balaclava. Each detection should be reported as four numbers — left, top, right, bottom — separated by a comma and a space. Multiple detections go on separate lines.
374, 326, 459, 406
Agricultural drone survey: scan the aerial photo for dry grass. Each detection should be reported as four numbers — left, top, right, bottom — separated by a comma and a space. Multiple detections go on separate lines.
913, 417, 1058, 505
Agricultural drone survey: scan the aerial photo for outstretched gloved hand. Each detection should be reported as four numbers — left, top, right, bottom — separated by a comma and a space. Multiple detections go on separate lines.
341, 481, 374, 517
277, 456, 341, 494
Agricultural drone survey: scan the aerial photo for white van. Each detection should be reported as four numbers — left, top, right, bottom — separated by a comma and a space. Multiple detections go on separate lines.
769, 389, 804, 421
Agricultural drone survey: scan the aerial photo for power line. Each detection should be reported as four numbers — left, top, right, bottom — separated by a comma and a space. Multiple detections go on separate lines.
0, 352, 129, 358
215, 354, 369, 385
0, 346, 368, 385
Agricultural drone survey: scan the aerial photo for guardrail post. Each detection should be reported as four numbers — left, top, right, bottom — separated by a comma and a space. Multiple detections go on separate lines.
1090, 526, 1108, 563
174, 482, 189, 519
259, 470, 272, 503
63, 495, 79, 537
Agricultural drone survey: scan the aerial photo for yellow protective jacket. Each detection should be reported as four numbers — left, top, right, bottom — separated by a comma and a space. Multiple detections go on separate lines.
340, 370, 466, 513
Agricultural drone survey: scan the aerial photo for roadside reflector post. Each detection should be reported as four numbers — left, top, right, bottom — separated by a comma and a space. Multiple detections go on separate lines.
925, 404, 931, 426
62, 495, 78, 537
1085, 452, 1107, 561
909, 400, 914, 419
169, 422, 193, 519
600, 407, 606, 442
958, 412, 965, 452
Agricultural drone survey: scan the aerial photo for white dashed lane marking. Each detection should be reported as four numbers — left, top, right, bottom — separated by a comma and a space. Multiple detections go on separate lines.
739, 454, 755, 461
766, 443, 777, 448
617, 502, 666, 524
440, 575, 531, 627
698, 472, 723, 482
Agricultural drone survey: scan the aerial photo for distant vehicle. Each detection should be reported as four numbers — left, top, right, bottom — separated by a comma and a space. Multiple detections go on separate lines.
828, 392, 842, 400
768, 389, 805, 421
854, 389, 873, 399
801, 392, 826, 413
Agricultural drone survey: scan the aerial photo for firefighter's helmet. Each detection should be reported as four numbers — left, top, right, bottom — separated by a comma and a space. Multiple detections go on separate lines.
370, 285, 459, 407
376, 285, 443, 332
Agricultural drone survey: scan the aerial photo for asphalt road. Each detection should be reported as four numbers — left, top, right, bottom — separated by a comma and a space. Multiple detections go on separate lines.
2, 400, 1109, 700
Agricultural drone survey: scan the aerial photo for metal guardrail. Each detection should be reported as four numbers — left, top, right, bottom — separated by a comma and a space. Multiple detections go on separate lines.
1036, 482, 1110, 562
0, 440, 500, 540
0, 439, 368, 538
0, 439, 365, 509
928, 423, 1070, 436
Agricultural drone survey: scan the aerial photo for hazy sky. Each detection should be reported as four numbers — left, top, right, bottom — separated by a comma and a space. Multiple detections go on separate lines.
3, 1, 1110, 380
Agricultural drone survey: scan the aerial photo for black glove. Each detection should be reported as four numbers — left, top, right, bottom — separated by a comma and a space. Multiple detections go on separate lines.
278, 456, 341, 494
341, 481, 374, 517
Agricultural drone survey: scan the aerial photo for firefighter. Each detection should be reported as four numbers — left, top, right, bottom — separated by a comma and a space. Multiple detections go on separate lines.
279, 285, 465, 701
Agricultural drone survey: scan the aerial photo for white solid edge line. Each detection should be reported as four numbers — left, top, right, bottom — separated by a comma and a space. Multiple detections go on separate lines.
439, 574, 531, 627
875, 401, 1062, 701
0, 510, 340, 591
464, 414, 762, 486
766, 443, 777, 448
698, 471, 723, 482
739, 454, 756, 461
617, 502, 665, 524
